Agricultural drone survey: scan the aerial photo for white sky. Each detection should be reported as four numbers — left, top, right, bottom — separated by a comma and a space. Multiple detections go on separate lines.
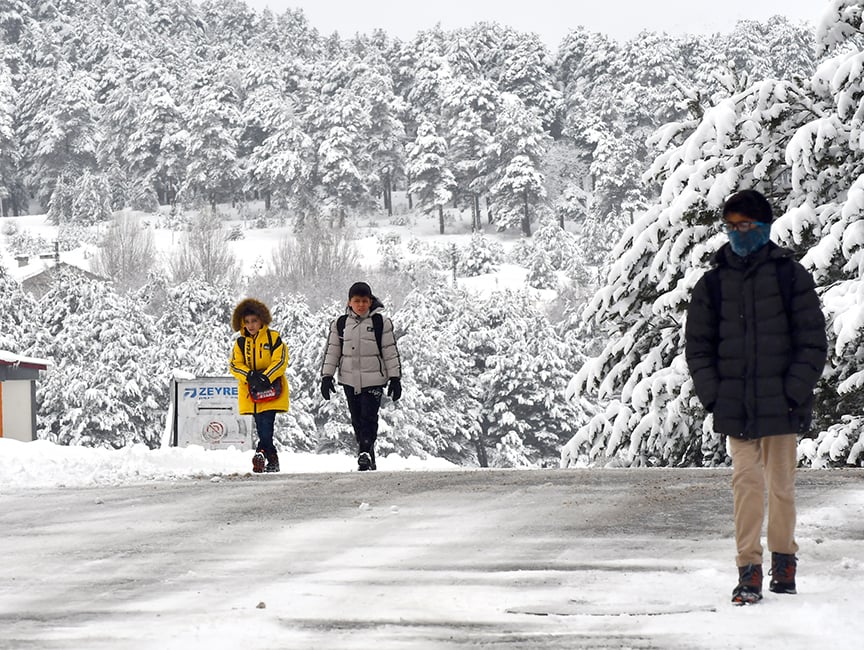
242, 0, 827, 47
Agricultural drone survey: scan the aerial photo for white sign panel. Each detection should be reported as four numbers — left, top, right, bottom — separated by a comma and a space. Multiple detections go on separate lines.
172, 377, 253, 450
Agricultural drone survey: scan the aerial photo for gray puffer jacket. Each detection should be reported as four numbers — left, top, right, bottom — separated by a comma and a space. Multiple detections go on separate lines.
320, 298, 401, 393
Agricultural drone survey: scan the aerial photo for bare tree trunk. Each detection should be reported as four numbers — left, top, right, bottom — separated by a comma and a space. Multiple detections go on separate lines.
522, 191, 532, 237
474, 434, 488, 468
264, 190, 271, 212
438, 204, 445, 234
383, 172, 392, 216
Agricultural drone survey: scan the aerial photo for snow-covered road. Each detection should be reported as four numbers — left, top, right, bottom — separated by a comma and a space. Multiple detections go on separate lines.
2, 468, 863, 649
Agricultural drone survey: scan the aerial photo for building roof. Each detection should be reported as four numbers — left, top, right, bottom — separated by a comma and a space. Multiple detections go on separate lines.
0, 350, 51, 370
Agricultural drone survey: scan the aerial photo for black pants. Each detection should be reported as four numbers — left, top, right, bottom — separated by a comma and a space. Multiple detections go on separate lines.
253, 410, 277, 456
344, 386, 383, 457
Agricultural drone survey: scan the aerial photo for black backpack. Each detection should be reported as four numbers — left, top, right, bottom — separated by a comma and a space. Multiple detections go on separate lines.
336, 313, 384, 356
705, 257, 795, 320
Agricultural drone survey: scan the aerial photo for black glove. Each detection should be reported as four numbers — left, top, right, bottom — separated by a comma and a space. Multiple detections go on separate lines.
387, 377, 402, 402
321, 376, 336, 400
247, 371, 270, 393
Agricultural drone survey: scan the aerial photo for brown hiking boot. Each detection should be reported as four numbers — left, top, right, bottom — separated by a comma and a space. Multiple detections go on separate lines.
252, 451, 265, 474
264, 451, 280, 473
731, 563, 763, 605
769, 553, 797, 594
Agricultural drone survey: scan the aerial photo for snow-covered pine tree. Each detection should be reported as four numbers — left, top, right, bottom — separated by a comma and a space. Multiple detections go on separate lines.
379, 284, 480, 464
241, 57, 315, 213
440, 75, 500, 231
268, 295, 322, 452
487, 94, 550, 236
181, 66, 242, 208
125, 72, 188, 207
788, 1, 864, 467
525, 248, 557, 290
457, 232, 503, 277
0, 47, 20, 217
312, 83, 377, 227
17, 60, 99, 213
31, 270, 164, 448
70, 171, 112, 225
458, 290, 580, 467
350, 55, 406, 216
391, 27, 450, 140
406, 119, 456, 234
563, 69, 819, 467
0, 263, 37, 353
496, 30, 562, 134
150, 276, 235, 387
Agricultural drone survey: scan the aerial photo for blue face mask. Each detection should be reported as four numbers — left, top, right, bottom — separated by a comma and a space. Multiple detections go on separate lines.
728, 223, 771, 257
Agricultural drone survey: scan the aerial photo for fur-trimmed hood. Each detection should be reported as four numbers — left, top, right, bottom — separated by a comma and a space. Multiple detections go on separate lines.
231, 298, 272, 332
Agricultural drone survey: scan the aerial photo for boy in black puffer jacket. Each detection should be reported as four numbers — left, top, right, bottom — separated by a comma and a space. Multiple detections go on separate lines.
685, 190, 827, 605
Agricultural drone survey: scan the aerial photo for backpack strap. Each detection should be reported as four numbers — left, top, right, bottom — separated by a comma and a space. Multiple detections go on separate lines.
705, 268, 721, 318
337, 313, 384, 356
776, 257, 795, 317
371, 313, 384, 357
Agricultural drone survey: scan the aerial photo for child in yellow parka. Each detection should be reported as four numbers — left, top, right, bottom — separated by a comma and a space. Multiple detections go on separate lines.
229, 298, 289, 473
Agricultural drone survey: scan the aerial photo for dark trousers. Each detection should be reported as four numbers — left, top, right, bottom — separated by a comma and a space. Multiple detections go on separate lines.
253, 410, 277, 456
344, 386, 383, 458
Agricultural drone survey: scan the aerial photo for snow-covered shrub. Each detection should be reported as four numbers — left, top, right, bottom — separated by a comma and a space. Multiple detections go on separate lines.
5, 229, 49, 257
457, 232, 504, 276
526, 249, 557, 290
376, 231, 403, 271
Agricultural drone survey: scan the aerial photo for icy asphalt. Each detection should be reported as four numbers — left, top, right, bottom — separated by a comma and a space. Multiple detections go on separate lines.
1, 467, 863, 650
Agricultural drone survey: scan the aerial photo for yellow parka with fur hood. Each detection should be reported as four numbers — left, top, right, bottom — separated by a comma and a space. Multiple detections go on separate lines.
229, 299, 289, 414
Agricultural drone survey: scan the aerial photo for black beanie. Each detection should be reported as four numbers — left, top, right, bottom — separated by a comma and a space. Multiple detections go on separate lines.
348, 282, 372, 299
722, 190, 773, 224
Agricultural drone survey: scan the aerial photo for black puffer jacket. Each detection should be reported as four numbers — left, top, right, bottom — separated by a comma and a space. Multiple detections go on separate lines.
685, 242, 827, 439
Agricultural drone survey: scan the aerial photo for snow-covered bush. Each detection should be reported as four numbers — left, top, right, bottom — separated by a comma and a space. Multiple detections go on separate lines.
457, 232, 504, 276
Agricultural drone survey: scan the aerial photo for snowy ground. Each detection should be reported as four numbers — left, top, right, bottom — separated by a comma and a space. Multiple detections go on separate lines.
1, 441, 863, 649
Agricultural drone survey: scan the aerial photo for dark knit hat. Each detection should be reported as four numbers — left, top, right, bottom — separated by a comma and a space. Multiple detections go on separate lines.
722, 190, 773, 224
348, 282, 372, 299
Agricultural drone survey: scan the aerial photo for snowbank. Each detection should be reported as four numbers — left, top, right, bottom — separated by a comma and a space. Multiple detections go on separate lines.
0, 439, 457, 489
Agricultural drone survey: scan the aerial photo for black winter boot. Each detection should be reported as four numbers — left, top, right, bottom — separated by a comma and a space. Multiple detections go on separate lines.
769, 553, 797, 594
731, 564, 763, 605
265, 451, 280, 473
357, 452, 372, 471
252, 451, 265, 474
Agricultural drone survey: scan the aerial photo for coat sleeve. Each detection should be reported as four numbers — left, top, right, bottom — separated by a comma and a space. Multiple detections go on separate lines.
382, 317, 401, 379
685, 274, 720, 412
784, 263, 827, 406
229, 339, 250, 382
320, 319, 342, 378
262, 331, 288, 381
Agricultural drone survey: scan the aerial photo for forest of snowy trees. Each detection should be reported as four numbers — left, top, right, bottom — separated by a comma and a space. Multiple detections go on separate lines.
1, 0, 862, 468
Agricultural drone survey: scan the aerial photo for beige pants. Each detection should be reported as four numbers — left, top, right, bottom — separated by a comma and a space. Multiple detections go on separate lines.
729, 434, 799, 567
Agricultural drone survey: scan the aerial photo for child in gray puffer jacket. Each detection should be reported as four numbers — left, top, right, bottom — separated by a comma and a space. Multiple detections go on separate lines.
320, 281, 402, 471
